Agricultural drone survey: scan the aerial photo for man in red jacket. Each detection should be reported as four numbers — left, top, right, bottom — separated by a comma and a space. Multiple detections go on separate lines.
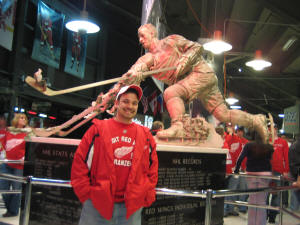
224, 126, 249, 216
71, 85, 158, 225
267, 125, 289, 224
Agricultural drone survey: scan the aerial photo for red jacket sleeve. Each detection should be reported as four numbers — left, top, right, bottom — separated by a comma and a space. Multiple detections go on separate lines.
71, 125, 98, 203
283, 139, 290, 173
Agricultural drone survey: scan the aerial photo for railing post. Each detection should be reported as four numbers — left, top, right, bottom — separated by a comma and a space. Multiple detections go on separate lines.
279, 175, 283, 225
204, 189, 213, 225
20, 176, 33, 225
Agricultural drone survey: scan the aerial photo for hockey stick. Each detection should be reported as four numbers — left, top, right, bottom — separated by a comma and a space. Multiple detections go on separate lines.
32, 104, 103, 137
57, 111, 99, 137
25, 66, 176, 96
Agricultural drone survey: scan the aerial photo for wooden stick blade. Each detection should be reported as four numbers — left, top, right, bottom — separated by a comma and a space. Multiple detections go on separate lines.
25, 76, 57, 96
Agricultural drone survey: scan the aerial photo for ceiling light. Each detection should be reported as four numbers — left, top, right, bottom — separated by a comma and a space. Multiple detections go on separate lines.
65, 0, 100, 34
203, 30, 232, 54
282, 36, 297, 51
38, 113, 47, 118
245, 50, 271, 71
225, 97, 239, 105
230, 105, 242, 109
278, 114, 284, 118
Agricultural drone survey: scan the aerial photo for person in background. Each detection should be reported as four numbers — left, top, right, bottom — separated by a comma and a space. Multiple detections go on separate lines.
288, 135, 300, 211
0, 115, 7, 159
280, 134, 292, 147
71, 85, 158, 225
215, 126, 232, 174
267, 125, 289, 224
233, 127, 249, 214
0, 113, 28, 217
223, 126, 249, 216
234, 132, 274, 225
150, 121, 164, 136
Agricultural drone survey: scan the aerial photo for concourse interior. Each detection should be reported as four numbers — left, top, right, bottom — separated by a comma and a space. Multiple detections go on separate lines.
0, 0, 300, 225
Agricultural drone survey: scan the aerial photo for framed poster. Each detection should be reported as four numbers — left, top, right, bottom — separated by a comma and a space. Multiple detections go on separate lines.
0, 0, 17, 51
64, 31, 87, 79
31, 1, 65, 68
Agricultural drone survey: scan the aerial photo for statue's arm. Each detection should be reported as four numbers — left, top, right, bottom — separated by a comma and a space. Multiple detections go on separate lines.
122, 53, 154, 84
174, 35, 204, 76
94, 53, 154, 111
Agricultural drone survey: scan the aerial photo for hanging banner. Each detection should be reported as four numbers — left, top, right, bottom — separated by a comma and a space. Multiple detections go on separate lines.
0, 0, 17, 51
31, 1, 65, 69
64, 31, 87, 79
283, 104, 300, 134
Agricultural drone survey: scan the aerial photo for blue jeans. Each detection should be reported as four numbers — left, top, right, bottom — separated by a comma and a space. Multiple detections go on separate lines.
267, 171, 281, 219
0, 164, 23, 215
79, 199, 142, 225
224, 175, 248, 213
290, 189, 300, 211
246, 176, 270, 225
237, 176, 248, 212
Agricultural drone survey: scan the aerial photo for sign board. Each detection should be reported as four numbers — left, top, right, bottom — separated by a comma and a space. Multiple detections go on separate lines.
22, 138, 226, 225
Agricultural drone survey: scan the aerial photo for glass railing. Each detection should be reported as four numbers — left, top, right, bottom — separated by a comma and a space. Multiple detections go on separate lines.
1, 160, 299, 225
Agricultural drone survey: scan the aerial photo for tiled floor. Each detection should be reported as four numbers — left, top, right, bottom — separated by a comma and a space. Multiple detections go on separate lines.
223, 208, 300, 225
0, 196, 299, 225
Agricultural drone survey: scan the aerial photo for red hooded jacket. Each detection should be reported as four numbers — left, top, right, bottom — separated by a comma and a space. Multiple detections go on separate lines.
71, 119, 158, 220
3, 130, 26, 169
271, 137, 289, 174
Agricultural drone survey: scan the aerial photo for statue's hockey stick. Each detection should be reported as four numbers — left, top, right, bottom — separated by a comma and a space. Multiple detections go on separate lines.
57, 111, 99, 137
32, 104, 102, 137
25, 67, 176, 96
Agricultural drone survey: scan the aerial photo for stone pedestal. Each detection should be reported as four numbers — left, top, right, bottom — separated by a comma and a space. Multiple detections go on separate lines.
22, 137, 226, 225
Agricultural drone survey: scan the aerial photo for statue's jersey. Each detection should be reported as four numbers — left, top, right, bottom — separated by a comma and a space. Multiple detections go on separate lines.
150, 34, 213, 85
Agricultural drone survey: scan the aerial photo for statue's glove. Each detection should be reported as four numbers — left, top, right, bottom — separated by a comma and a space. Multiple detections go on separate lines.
123, 63, 148, 85
94, 92, 116, 112
123, 69, 144, 85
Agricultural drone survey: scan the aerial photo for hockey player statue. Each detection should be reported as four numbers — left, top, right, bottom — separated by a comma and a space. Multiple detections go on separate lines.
25, 23, 269, 145
96, 23, 269, 143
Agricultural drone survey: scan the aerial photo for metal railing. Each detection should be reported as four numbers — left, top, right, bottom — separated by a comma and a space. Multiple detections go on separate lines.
0, 160, 299, 225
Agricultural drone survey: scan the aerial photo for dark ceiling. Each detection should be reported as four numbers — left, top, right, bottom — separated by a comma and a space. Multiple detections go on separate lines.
65, 0, 300, 126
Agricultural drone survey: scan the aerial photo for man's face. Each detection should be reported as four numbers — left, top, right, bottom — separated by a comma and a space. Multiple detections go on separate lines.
115, 92, 139, 123
138, 27, 153, 50
237, 130, 244, 138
